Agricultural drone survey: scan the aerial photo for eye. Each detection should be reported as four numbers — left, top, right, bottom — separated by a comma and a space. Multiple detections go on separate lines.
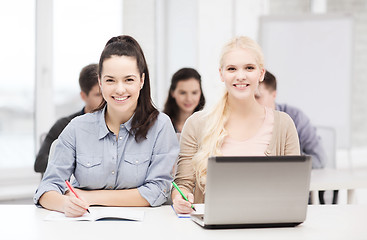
227, 67, 236, 71
105, 78, 114, 82
246, 65, 256, 70
126, 78, 135, 82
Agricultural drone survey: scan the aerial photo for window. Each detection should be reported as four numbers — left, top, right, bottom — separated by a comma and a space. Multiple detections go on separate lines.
53, 0, 123, 118
0, 0, 35, 168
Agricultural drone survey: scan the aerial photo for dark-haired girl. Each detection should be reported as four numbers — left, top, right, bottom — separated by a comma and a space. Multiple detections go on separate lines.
34, 35, 179, 217
163, 68, 205, 133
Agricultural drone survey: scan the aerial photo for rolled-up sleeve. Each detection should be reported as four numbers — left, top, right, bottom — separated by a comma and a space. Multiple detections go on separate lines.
137, 115, 179, 206
33, 122, 76, 206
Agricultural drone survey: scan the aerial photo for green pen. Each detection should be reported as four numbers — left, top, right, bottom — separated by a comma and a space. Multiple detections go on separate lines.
172, 181, 196, 211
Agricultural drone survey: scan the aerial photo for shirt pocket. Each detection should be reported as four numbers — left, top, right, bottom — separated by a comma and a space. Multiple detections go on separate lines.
123, 153, 151, 187
75, 155, 103, 187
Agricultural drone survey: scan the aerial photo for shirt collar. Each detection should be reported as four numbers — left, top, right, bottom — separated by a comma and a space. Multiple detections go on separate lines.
98, 106, 110, 139
98, 105, 134, 139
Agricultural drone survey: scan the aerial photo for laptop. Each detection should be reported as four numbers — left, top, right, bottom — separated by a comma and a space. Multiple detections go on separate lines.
190, 155, 312, 229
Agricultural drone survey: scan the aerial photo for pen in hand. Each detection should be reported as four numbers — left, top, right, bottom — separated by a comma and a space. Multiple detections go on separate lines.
172, 181, 196, 211
65, 180, 90, 213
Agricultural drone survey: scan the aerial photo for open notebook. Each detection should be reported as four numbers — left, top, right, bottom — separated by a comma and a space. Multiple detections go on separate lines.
44, 207, 144, 221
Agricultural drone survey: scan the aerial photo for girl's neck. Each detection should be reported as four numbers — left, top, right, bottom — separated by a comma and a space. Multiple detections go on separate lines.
174, 110, 193, 133
105, 106, 134, 135
227, 95, 263, 118
178, 110, 192, 123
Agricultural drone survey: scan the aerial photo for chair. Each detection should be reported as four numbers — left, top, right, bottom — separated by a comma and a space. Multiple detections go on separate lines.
316, 126, 337, 169
48, 139, 59, 163
315, 126, 338, 204
40, 139, 59, 178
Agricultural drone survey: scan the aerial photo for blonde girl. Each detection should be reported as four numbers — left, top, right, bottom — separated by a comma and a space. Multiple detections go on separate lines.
172, 36, 300, 214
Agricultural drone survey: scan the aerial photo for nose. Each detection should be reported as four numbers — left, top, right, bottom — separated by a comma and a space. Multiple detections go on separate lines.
237, 69, 246, 81
185, 94, 191, 102
115, 81, 126, 94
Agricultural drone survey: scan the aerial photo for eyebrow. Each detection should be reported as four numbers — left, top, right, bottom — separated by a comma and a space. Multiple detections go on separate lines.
102, 74, 138, 79
124, 74, 138, 78
102, 75, 115, 79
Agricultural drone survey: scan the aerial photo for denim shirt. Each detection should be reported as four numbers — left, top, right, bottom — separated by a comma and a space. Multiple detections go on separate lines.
34, 107, 179, 206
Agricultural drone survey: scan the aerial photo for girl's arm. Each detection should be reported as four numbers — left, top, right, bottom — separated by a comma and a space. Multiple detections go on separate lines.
39, 191, 89, 217
171, 189, 195, 214
284, 114, 301, 155
172, 113, 201, 213
74, 188, 149, 207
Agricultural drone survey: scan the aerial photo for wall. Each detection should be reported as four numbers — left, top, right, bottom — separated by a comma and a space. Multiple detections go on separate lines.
269, 0, 367, 147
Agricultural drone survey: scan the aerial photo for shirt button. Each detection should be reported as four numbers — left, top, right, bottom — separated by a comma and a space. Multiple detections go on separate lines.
87, 163, 91, 166
135, 160, 139, 164
111, 171, 115, 175
119, 136, 122, 140
121, 125, 124, 129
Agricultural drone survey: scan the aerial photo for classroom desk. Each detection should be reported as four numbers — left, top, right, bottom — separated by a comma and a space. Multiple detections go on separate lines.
1, 205, 366, 240
310, 168, 367, 204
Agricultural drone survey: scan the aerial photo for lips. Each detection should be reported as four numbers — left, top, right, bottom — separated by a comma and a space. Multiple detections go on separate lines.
233, 83, 250, 89
112, 96, 129, 102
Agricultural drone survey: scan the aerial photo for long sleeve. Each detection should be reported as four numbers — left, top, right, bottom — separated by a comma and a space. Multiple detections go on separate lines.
267, 110, 301, 156
277, 104, 326, 169
174, 112, 206, 203
294, 111, 326, 169
137, 114, 179, 206
34, 110, 82, 173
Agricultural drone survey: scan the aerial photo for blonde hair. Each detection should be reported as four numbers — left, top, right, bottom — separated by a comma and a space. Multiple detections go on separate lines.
220, 36, 264, 70
192, 36, 265, 192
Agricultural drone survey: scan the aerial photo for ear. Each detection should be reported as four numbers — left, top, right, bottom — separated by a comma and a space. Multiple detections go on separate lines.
272, 90, 277, 99
80, 91, 87, 101
170, 89, 176, 99
259, 68, 265, 82
140, 73, 145, 89
219, 68, 224, 82
98, 77, 102, 88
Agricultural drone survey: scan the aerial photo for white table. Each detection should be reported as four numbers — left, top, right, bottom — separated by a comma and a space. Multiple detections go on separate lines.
1, 205, 366, 240
310, 168, 367, 204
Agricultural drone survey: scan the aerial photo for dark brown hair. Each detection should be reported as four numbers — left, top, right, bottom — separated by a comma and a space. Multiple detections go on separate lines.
163, 68, 205, 127
79, 63, 98, 95
95, 35, 158, 142
262, 70, 277, 92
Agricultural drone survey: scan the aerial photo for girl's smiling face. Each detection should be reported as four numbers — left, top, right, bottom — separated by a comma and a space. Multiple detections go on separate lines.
99, 55, 144, 117
171, 78, 202, 115
220, 47, 264, 101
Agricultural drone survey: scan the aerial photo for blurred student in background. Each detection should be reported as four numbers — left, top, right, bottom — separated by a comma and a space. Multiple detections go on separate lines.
34, 63, 102, 174
255, 70, 326, 169
172, 36, 300, 214
34, 35, 179, 217
163, 68, 205, 133
255, 71, 333, 204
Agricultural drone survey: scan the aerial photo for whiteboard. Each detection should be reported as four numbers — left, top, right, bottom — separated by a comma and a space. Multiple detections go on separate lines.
259, 14, 353, 149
